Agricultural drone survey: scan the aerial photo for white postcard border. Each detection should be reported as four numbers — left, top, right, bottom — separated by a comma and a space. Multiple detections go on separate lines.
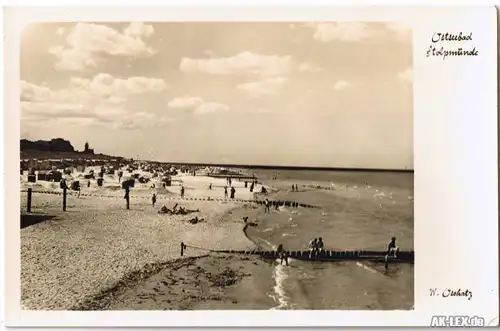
2, 5, 498, 327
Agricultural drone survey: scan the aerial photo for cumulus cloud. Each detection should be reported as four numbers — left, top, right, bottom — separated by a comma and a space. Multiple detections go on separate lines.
237, 77, 287, 98
398, 67, 413, 82
20, 74, 168, 127
123, 22, 155, 38
21, 102, 92, 119
308, 22, 372, 42
193, 102, 229, 115
167, 96, 204, 109
302, 22, 411, 43
167, 96, 229, 115
333, 80, 351, 91
384, 22, 412, 41
180, 51, 320, 77
49, 22, 156, 71
56, 27, 66, 36
70, 73, 167, 97
113, 112, 172, 130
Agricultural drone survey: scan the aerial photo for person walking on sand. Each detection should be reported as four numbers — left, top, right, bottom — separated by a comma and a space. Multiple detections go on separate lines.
264, 198, 270, 213
152, 193, 157, 207
180, 185, 185, 199
277, 244, 289, 266
224, 186, 228, 199
230, 186, 236, 199
209, 183, 212, 190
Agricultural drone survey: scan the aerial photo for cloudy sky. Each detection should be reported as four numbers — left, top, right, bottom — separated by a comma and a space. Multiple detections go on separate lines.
20, 22, 413, 169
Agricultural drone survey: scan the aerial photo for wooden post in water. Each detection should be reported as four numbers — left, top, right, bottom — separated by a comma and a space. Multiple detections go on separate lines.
62, 187, 67, 211
27, 188, 32, 213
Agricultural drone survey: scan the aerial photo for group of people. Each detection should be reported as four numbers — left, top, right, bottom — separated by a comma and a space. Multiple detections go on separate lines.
291, 184, 299, 192
224, 185, 236, 199
244, 179, 258, 193
308, 237, 325, 257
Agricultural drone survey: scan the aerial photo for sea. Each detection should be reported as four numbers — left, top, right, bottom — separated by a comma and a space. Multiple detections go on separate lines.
234, 168, 414, 310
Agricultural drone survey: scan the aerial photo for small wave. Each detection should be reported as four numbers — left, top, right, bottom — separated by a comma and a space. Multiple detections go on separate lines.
356, 262, 379, 274
282, 233, 296, 237
262, 228, 273, 233
269, 261, 292, 310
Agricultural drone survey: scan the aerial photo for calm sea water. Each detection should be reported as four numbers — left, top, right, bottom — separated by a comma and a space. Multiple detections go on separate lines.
239, 168, 414, 310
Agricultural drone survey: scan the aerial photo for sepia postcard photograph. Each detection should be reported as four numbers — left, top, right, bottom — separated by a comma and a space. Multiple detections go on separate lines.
2, 4, 498, 328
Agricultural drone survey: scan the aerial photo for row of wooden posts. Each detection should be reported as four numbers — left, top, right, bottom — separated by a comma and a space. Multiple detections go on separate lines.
26, 187, 69, 212
25, 186, 131, 213
24, 187, 317, 213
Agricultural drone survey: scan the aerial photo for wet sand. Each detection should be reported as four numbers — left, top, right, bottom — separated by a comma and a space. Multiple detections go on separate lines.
96, 255, 275, 310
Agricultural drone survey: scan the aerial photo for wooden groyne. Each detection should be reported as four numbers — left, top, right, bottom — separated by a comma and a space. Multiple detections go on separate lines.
20, 189, 319, 210
21, 188, 319, 212
220, 249, 414, 263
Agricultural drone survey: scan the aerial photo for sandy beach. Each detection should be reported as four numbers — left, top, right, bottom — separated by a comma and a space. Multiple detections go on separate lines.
20, 167, 413, 310
20, 168, 262, 310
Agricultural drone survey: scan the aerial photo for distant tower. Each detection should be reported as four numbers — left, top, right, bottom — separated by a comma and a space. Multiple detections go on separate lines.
84, 142, 89, 153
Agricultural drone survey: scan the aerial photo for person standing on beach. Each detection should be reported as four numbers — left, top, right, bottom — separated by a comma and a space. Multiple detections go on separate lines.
250, 182, 254, 192
230, 186, 236, 199
264, 198, 270, 213
277, 244, 289, 266
224, 186, 228, 199
152, 193, 157, 207
180, 185, 185, 199
291, 184, 295, 192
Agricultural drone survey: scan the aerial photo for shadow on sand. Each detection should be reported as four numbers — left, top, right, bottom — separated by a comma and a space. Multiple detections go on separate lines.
20, 214, 56, 229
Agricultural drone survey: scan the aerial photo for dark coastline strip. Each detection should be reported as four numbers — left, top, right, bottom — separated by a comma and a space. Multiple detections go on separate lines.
71, 255, 209, 311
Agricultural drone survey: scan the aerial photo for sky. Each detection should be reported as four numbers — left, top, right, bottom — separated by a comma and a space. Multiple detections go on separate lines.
20, 22, 413, 169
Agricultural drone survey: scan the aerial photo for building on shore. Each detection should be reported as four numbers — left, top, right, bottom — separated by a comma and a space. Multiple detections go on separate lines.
83, 142, 95, 154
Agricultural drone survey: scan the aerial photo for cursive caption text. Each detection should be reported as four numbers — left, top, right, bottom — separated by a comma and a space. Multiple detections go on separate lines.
429, 288, 473, 300
426, 32, 478, 60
